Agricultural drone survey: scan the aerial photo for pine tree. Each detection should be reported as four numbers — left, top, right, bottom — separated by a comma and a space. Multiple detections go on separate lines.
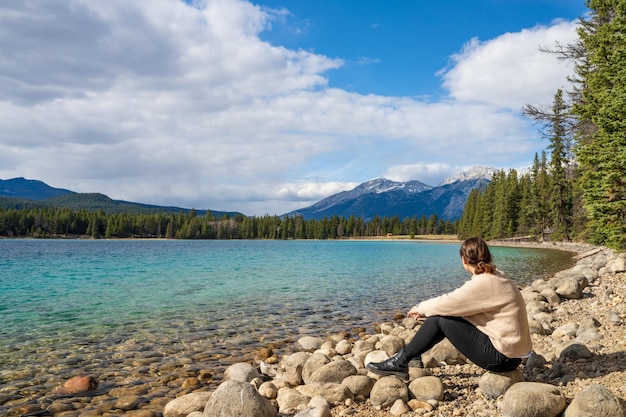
573, 0, 626, 249
548, 89, 573, 241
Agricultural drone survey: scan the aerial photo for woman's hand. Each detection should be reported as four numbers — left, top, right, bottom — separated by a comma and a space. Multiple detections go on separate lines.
407, 305, 422, 320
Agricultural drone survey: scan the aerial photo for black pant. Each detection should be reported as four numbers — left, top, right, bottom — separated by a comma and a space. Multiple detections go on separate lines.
403, 316, 522, 372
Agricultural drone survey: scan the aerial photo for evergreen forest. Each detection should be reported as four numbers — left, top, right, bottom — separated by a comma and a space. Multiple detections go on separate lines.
460, 0, 626, 250
0, 208, 456, 240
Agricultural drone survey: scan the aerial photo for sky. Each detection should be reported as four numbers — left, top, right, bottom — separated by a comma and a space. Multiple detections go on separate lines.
0, 0, 589, 216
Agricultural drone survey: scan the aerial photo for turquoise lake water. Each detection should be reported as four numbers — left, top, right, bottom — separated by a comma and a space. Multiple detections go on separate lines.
0, 239, 575, 351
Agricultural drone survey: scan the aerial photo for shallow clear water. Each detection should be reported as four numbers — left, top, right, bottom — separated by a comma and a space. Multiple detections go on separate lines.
0, 239, 574, 348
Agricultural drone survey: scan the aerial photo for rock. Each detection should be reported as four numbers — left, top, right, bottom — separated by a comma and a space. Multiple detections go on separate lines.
335, 340, 352, 355
258, 381, 278, 399
421, 338, 466, 367
341, 375, 375, 398
307, 396, 329, 409
607, 310, 622, 325
526, 300, 551, 316
277, 387, 310, 414
563, 384, 624, 417
558, 342, 593, 361
302, 353, 332, 384
407, 399, 434, 412
408, 376, 444, 401
259, 361, 278, 378
294, 405, 332, 417
280, 352, 310, 386
525, 352, 547, 370
540, 288, 561, 306
296, 383, 353, 405
521, 288, 545, 303
552, 323, 579, 339
369, 376, 409, 408
52, 375, 98, 395
528, 318, 551, 335
223, 362, 260, 382
203, 380, 277, 417
555, 275, 588, 299
114, 395, 142, 411
501, 382, 566, 417
576, 316, 602, 341
389, 399, 411, 415
379, 335, 404, 357
351, 339, 376, 360
296, 336, 325, 352
124, 410, 159, 417
478, 370, 523, 399
306, 359, 356, 384
363, 350, 389, 370
255, 347, 274, 361
606, 254, 626, 273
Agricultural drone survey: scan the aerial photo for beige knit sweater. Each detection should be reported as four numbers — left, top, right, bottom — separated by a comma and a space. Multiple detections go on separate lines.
416, 270, 532, 358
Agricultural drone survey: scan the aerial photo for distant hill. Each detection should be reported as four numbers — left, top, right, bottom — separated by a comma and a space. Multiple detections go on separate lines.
0, 177, 242, 217
0, 177, 75, 200
288, 166, 495, 221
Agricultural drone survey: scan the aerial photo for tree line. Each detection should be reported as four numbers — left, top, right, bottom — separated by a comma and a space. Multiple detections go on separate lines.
0, 207, 458, 240
461, 0, 626, 250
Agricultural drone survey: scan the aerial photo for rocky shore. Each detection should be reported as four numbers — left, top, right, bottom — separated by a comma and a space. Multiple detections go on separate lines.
2, 243, 625, 417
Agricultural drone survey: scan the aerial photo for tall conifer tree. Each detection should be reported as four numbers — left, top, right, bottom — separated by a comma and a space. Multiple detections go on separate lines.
573, 0, 626, 249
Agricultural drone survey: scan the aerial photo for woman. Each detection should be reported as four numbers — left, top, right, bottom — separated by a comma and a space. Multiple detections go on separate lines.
367, 237, 532, 381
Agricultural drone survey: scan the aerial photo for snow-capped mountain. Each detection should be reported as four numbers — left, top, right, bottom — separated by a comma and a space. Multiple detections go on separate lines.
288, 166, 494, 221
438, 165, 497, 186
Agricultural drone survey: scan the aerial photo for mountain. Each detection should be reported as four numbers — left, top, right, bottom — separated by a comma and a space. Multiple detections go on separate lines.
0, 177, 75, 200
288, 166, 494, 221
0, 177, 241, 217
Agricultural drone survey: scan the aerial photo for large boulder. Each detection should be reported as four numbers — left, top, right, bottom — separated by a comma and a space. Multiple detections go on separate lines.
501, 382, 566, 417
203, 380, 277, 417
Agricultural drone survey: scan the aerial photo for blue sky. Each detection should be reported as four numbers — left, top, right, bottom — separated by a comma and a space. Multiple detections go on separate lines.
258, 0, 586, 97
0, 0, 588, 215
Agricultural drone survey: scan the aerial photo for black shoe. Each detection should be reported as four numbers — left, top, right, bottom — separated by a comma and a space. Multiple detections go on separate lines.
366, 348, 410, 381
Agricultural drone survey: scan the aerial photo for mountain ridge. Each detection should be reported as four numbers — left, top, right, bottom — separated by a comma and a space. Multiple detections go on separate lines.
0, 178, 241, 217
288, 166, 495, 221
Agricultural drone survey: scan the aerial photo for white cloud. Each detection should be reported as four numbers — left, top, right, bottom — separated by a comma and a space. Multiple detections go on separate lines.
441, 20, 579, 110
0, 1, 580, 215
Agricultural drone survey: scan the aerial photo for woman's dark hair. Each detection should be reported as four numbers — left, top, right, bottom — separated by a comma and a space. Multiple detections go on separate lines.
460, 237, 495, 274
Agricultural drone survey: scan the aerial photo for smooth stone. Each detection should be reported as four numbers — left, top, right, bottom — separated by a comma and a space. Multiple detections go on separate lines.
163, 392, 212, 417
369, 376, 409, 408
203, 380, 277, 417
478, 370, 523, 399
563, 384, 623, 417
501, 382, 566, 417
